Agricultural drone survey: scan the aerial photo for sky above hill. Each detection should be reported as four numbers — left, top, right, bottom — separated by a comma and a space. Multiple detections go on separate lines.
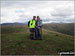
1, 0, 74, 24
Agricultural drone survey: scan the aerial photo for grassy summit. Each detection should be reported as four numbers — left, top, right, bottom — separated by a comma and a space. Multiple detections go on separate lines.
1, 24, 74, 55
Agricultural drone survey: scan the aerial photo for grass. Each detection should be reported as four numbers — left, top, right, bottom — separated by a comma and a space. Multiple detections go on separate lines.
43, 23, 74, 36
1, 25, 74, 55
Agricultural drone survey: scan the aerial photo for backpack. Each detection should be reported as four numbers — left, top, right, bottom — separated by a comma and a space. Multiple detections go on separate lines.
28, 21, 30, 27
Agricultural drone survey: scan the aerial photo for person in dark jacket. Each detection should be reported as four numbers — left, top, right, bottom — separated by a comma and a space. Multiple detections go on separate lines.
35, 16, 42, 40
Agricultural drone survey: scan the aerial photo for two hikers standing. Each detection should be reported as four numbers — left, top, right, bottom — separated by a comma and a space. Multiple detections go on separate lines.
28, 16, 42, 40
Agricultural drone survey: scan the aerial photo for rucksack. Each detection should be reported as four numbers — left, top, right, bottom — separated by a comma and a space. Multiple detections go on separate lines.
28, 21, 30, 27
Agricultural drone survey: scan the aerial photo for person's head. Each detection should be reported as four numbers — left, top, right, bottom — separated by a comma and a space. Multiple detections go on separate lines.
37, 16, 40, 21
33, 16, 36, 20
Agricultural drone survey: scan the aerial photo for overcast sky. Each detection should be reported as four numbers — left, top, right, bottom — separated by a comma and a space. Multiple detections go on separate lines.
1, 0, 74, 23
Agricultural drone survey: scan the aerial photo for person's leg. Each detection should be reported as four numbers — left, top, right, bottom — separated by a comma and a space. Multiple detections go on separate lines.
39, 28, 42, 40
39, 34, 42, 40
31, 28, 35, 40
30, 28, 34, 40
31, 32, 34, 40
37, 29, 39, 39
30, 32, 33, 39
35, 29, 37, 40
35, 28, 38, 40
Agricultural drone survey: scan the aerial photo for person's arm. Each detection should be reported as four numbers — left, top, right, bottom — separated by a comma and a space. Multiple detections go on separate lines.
41, 20, 42, 27
39, 20, 42, 27
35, 21, 38, 28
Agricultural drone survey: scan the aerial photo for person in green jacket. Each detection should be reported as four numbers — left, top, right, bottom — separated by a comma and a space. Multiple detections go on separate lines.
28, 16, 36, 40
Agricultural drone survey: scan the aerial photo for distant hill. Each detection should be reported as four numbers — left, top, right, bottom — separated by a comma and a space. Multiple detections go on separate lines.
1, 22, 28, 26
43, 23, 74, 36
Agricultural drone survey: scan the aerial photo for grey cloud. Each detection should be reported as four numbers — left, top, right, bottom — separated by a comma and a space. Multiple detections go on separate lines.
1, 1, 46, 8
1, 1, 17, 7
51, 7, 73, 18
